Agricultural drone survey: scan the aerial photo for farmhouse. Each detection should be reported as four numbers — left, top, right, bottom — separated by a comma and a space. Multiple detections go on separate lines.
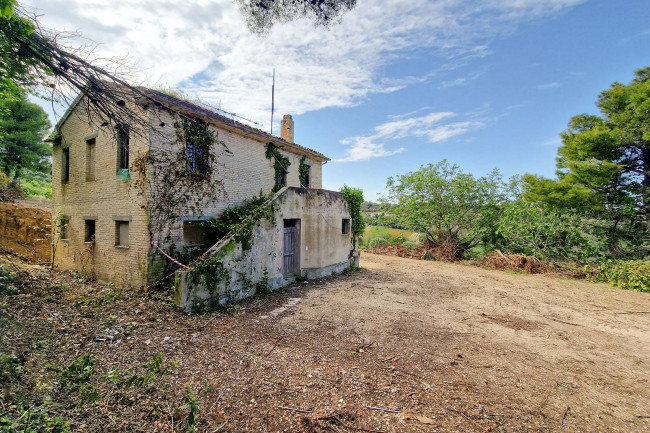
51, 87, 353, 309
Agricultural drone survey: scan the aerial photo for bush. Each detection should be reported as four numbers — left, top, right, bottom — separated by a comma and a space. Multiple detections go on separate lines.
389, 235, 406, 245
592, 260, 650, 292
368, 237, 389, 249
488, 201, 603, 262
402, 241, 419, 250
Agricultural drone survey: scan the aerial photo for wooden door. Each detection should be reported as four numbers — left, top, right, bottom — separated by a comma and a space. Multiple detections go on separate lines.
283, 227, 295, 274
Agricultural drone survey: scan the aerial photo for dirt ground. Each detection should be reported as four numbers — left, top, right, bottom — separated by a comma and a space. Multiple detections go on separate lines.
0, 201, 51, 262
1, 252, 649, 432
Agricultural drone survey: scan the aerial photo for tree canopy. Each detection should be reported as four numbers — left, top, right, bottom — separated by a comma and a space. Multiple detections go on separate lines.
523, 66, 650, 234
235, 0, 357, 33
382, 160, 505, 258
0, 88, 51, 179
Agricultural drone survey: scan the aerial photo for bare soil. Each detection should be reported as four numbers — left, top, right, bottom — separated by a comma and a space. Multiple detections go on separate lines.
1, 252, 649, 432
0, 201, 51, 262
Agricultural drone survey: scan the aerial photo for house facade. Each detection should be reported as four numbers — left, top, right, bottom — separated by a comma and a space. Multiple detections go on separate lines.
51, 88, 352, 306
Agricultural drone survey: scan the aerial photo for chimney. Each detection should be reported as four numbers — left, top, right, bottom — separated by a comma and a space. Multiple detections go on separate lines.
281, 114, 294, 143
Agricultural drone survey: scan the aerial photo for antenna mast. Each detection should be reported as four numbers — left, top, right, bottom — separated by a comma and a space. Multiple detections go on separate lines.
270, 68, 275, 135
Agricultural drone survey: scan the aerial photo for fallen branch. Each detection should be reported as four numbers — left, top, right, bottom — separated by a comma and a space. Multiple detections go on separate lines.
278, 406, 312, 414
366, 406, 401, 414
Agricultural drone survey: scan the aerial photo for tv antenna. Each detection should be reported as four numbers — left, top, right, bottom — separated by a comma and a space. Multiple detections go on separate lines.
270, 68, 275, 135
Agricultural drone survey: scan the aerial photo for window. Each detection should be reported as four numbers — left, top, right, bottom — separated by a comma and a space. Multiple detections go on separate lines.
342, 218, 350, 235
59, 215, 70, 240
86, 138, 96, 181
301, 165, 311, 188
183, 221, 205, 245
61, 147, 70, 183
275, 167, 287, 187
185, 141, 208, 173
117, 125, 129, 170
115, 221, 129, 247
84, 219, 96, 243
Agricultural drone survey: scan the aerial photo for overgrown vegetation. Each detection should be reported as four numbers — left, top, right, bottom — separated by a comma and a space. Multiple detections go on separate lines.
265, 143, 290, 192
591, 260, 650, 292
200, 191, 277, 251
371, 66, 650, 292
340, 185, 365, 248
299, 156, 310, 187
134, 116, 228, 245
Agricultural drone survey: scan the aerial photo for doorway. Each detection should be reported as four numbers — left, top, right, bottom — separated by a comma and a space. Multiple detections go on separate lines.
283, 219, 300, 275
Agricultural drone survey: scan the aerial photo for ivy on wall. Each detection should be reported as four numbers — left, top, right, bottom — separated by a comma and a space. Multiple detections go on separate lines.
200, 192, 277, 251
340, 185, 365, 249
133, 114, 229, 255
298, 156, 310, 187
265, 143, 290, 192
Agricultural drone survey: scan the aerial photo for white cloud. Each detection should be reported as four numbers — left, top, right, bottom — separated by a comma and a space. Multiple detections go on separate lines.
442, 77, 466, 87
541, 137, 562, 146
26, 0, 586, 128
537, 82, 561, 89
335, 110, 482, 162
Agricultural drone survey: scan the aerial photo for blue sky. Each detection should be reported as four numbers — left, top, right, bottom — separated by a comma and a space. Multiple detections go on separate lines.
27, 0, 650, 201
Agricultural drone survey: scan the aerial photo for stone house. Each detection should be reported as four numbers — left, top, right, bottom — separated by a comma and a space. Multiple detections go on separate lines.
51, 88, 353, 308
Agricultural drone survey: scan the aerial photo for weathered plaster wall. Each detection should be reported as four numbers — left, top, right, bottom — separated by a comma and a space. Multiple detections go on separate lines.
175, 187, 351, 310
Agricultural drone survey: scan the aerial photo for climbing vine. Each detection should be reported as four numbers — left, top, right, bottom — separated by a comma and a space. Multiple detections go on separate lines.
298, 156, 310, 187
340, 185, 365, 248
200, 192, 277, 251
265, 143, 290, 192
173, 118, 215, 176
133, 113, 228, 251
193, 255, 229, 292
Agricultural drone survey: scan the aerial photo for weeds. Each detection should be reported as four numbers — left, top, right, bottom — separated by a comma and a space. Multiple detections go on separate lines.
106, 352, 179, 391
0, 265, 18, 295
180, 381, 210, 432
0, 353, 25, 385
0, 403, 71, 433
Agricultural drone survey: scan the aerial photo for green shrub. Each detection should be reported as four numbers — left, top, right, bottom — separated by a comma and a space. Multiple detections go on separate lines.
59, 354, 94, 391
19, 170, 52, 199
592, 260, 650, 292
0, 353, 25, 384
488, 201, 602, 262
402, 241, 419, 250
0, 265, 19, 295
368, 237, 389, 249
389, 235, 407, 245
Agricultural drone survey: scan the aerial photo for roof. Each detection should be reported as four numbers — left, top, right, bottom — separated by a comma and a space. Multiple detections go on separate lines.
50, 84, 330, 162
141, 88, 330, 162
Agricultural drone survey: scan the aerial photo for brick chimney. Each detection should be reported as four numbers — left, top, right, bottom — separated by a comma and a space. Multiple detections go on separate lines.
281, 114, 294, 143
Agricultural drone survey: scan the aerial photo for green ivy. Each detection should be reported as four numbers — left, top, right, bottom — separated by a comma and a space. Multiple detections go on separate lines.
340, 185, 366, 248
193, 255, 229, 292
173, 117, 216, 176
298, 156, 310, 187
265, 143, 290, 192
200, 192, 276, 251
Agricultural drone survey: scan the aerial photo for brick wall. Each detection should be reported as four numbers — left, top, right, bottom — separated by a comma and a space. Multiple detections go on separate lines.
52, 99, 150, 286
